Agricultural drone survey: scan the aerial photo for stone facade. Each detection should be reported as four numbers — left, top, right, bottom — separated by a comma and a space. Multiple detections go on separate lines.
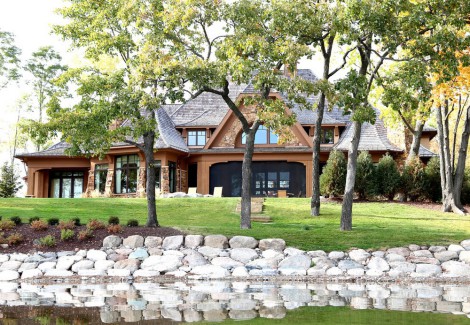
136, 167, 146, 198
161, 166, 169, 194
104, 169, 114, 197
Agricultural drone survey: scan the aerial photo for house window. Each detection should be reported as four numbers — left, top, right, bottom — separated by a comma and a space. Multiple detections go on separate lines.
155, 160, 161, 190
115, 155, 140, 194
321, 128, 334, 144
188, 130, 206, 146
50, 171, 84, 198
169, 161, 177, 193
94, 164, 108, 194
241, 125, 279, 145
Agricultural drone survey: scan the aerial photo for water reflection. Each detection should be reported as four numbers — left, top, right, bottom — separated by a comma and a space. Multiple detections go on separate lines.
0, 281, 469, 323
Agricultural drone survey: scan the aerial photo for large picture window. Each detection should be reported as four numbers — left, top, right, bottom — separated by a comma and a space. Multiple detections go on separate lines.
241, 125, 278, 145
115, 155, 140, 194
50, 171, 84, 198
94, 164, 108, 194
187, 130, 206, 146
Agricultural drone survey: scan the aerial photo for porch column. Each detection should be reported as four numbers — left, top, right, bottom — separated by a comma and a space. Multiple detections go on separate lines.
197, 161, 212, 195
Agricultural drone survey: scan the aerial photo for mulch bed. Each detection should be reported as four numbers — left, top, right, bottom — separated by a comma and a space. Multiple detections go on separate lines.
0, 224, 183, 255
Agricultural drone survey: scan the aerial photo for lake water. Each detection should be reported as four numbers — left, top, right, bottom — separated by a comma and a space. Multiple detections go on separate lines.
0, 280, 470, 324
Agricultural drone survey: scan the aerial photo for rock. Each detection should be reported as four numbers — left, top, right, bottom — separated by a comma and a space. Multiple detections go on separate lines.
246, 258, 278, 270
86, 250, 107, 261
198, 246, 222, 259
367, 257, 390, 272
259, 238, 285, 251
108, 253, 126, 262
407, 256, 440, 265
412, 250, 433, 258
106, 269, 131, 277
338, 260, 363, 271
434, 250, 458, 262
328, 251, 345, 260
232, 266, 249, 277
167, 270, 187, 277
229, 236, 258, 249
18, 262, 37, 272
103, 235, 122, 248
162, 235, 184, 250
372, 251, 385, 258
211, 257, 243, 269
326, 267, 343, 276
0, 270, 19, 281
429, 246, 446, 253
386, 253, 406, 263
387, 247, 410, 257
307, 265, 328, 276
141, 255, 182, 272
114, 259, 141, 272
230, 248, 258, 264
190, 265, 229, 279
261, 249, 284, 260
412, 264, 442, 277
115, 248, 133, 255
148, 248, 163, 256
409, 244, 420, 251
21, 269, 43, 279
448, 244, 465, 252
347, 268, 365, 276
95, 260, 115, 271
389, 262, 416, 273
0, 255, 9, 263
349, 249, 370, 263
133, 270, 160, 277
144, 236, 162, 248
9, 253, 28, 262
123, 235, 144, 248
163, 250, 184, 257
460, 239, 470, 250
44, 270, 73, 277
38, 262, 56, 272
442, 261, 470, 277
183, 251, 208, 267
307, 250, 327, 258
184, 235, 203, 248
204, 235, 229, 249
366, 269, 384, 277
78, 269, 106, 276
56, 256, 82, 270
71, 259, 94, 272
259, 306, 286, 319
0, 261, 22, 271
284, 247, 305, 256
459, 250, 470, 263
129, 248, 149, 260
278, 255, 311, 275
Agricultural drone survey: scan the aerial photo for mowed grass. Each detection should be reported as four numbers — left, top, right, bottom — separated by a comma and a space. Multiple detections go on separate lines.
0, 197, 469, 251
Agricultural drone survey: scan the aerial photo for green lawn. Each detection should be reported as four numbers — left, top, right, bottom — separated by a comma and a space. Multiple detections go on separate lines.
0, 197, 469, 251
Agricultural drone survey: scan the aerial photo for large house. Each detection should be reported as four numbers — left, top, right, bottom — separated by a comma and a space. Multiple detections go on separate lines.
16, 69, 437, 199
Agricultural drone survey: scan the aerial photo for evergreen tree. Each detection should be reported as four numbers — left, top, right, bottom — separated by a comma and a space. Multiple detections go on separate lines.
376, 153, 400, 200
401, 157, 427, 202
354, 151, 376, 200
320, 150, 346, 198
0, 163, 22, 198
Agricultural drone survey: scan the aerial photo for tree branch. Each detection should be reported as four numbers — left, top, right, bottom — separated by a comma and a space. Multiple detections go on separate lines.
123, 139, 144, 151
397, 108, 416, 133
328, 46, 356, 78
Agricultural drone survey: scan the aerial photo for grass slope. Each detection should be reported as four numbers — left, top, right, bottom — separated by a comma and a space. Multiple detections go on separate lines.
1, 198, 469, 251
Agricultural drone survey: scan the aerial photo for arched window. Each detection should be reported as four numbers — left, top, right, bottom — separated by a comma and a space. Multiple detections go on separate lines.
241, 125, 279, 145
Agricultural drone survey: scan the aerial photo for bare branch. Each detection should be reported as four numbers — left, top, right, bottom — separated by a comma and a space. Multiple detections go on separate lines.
123, 139, 144, 151
328, 46, 357, 78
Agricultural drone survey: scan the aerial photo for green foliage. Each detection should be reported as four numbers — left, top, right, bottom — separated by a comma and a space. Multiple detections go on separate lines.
108, 216, 120, 225
9, 216, 21, 226
460, 169, 470, 205
401, 157, 427, 202
354, 151, 377, 200
424, 157, 441, 203
0, 29, 21, 88
47, 217, 59, 226
77, 228, 93, 241
127, 219, 139, 227
72, 217, 81, 226
61, 229, 75, 241
0, 163, 22, 198
320, 150, 346, 197
39, 235, 56, 247
376, 154, 401, 200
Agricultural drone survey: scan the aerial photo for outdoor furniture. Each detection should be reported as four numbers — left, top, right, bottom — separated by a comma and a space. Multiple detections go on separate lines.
213, 187, 223, 197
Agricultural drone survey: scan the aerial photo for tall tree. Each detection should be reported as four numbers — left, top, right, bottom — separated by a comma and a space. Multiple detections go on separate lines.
0, 163, 22, 198
0, 29, 21, 89
22, 46, 68, 151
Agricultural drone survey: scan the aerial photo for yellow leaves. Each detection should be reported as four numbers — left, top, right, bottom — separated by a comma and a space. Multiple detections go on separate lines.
431, 61, 470, 106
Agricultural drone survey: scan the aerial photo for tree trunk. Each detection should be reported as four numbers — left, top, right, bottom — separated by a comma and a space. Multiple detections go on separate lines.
340, 121, 362, 231
436, 103, 465, 215
311, 93, 325, 216
453, 105, 470, 209
240, 128, 256, 229
143, 127, 159, 227
406, 120, 424, 163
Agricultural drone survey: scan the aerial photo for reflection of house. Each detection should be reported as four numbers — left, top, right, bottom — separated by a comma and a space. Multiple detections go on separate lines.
16, 69, 437, 199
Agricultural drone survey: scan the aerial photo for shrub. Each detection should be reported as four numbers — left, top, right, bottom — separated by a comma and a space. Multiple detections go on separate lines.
127, 219, 139, 227
39, 235, 56, 247
29, 217, 40, 224
108, 216, 120, 225
0, 220, 15, 231
47, 218, 59, 226
424, 156, 441, 202
320, 150, 346, 197
376, 153, 401, 200
61, 229, 75, 241
107, 224, 123, 234
57, 220, 76, 230
77, 228, 94, 241
9, 216, 22, 226
461, 168, 470, 205
354, 151, 377, 200
401, 157, 427, 201
72, 217, 81, 226
7, 232, 24, 245
86, 219, 105, 230
30, 219, 49, 231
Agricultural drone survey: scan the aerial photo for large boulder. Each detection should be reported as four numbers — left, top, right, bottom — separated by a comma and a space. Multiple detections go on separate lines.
367, 256, 390, 272
162, 236, 184, 250
387, 247, 410, 257
211, 257, 243, 270
434, 250, 458, 263
246, 258, 278, 270
459, 250, 470, 263
21, 269, 43, 279
338, 260, 363, 271
278, 255, 311, 275
114, 259, 141, 272
185, 235, 204, 248
230, 248, 259, 264
103, 235, 122, 248
328, 251, 345, 260
141, 255, 182, 272
144, 236, 162, 248
71, 259, 95, 273
0, 261, 22, 271
190, 265, 229, 279
86, 250, 107, 261
229, 236, 258, 249
412, 264, 442, 277
198, 246, 222, 259
258, 239, 285, 252
123, 235, 144, 248
95, 260, 115, 271
442, 261, 470, 277
183, 251, 208, 267
204, 235, 229, 249
129, 248, 149, 260
0, 270, 19, 281
349, 249, 370, 263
